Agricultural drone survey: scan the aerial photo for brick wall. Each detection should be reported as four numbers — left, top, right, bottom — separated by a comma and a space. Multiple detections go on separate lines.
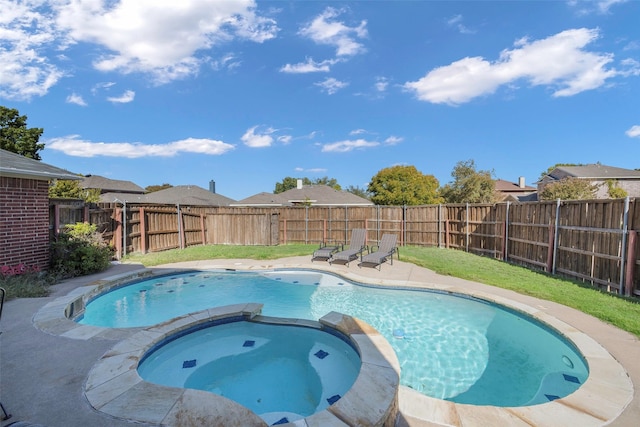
0, 177, 51, 270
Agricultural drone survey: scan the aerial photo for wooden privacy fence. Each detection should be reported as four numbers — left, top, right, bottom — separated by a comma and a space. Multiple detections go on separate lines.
75, 198, 640, 297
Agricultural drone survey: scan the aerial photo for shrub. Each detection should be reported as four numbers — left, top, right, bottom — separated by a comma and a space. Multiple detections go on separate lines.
51, 222, 114, 278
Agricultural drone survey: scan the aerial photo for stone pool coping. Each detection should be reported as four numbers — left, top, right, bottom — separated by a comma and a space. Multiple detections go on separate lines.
83, 304, 400, 427
33, 261, 634, 426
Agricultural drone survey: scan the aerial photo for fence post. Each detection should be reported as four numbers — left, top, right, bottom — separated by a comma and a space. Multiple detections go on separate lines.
625, 230, 637, 297
177, 204, 184, 249
465, 203, 469, 252
113, 207, 122, 259
139, 207, 147, 254
200, 214, 206, 245
438, 204, 442, 248
305, 206, 309, 244
504, 202, 510, 261
283, 219, 287, 244
619, 196, 630, 294
546, 223, 555, 273
552, 199, 561, 275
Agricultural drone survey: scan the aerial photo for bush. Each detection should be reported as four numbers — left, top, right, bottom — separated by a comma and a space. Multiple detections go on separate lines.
51, 222, 114, 278
0, 264, 56, 299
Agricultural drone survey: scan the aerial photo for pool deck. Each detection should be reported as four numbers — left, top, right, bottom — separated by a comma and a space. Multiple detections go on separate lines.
1, 256, 638, 427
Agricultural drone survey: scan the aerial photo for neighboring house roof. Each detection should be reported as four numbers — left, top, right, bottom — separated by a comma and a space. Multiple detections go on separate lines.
547, 164, 640, 180
81, 174, 145, 193
231, 192, 287, 207
233, 185, 373, 207
494, 179, 536, 193
143, 185, 236, 206
0, 148, 80, 181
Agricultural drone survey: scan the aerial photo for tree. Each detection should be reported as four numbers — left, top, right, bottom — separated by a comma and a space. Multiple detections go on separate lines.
605, 180, 627, 199
49, 179, 101, 203
440, 159, 496, 203
539, 178, 598, 200
0, 106, 45, 159
367, 165, 442, 205
146, 183, 173, 193
345, 185, 370, 200
274, 176, 341, 193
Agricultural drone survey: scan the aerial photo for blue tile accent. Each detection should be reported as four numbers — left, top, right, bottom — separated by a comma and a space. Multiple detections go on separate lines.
338, 282, 344, 286
275, 277, 281, 280
327, 394, 341, 405
182, 359, 197, 368
167, 290, 175, 293
314, 349, 329, 359
155, 282, 164, 286
139, 289, 147, 293
314, 282, 320, 285
272, 417, 289, 425
198, 284, 205, 288
243, 340, 255, 347
563, 374, 580, 384
545, 394, 560, 401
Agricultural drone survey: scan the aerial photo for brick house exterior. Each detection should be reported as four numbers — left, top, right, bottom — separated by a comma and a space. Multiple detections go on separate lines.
0, 149, 80, 271
538, 164, 640, 199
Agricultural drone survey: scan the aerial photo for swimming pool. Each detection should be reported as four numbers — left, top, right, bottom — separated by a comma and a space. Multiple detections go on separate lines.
78, 269, 589, 407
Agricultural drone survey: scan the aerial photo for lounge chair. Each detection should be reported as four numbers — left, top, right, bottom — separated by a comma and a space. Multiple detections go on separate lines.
358, 234, 398, 270
311, 241, 343, 262
329, 229, 368, 266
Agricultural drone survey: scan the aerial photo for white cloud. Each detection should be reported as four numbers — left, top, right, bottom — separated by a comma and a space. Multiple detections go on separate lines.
626, 125, 640, 138
277, 135, 292, 144
64, 1, 278, 84
0, 0, 64, 100
321, 138, 379, 153
350, 129, 367, 135
46, 135, 235, 158
107, 90, 135, 103
241, 125, 276, 147
299, 7, 367, 57
280, 57, 335, 73
596, 0, 628, 13
66, 93, 87, 106
315, 77, 348, 95
374, 77, 389, 92
447, 14, 475, 35
295, 167, 327, 173
384, 136, 403, 145
404, 28, 619, 105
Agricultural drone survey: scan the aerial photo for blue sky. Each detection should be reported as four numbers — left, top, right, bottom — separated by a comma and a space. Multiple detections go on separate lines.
2, 0, 639, 201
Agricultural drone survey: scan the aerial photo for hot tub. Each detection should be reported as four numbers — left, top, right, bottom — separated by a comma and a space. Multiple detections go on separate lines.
84, 303, 400, 426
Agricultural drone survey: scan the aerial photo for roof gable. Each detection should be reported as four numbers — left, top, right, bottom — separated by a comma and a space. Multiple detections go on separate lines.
143, 185, 236, 206
81, 175, 145, 193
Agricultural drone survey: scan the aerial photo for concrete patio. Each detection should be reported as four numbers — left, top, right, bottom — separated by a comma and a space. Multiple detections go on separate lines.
1, 257, 638, 426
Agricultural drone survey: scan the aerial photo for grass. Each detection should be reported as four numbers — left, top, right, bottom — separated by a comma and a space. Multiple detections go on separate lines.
122, 244, 640, 338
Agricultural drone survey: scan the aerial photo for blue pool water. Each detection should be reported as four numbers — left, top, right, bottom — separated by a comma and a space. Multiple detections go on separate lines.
137, 321, 361, 424
79, 270, 589, 406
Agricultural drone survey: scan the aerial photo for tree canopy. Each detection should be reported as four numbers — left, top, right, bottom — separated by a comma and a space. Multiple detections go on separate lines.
274, 176, 341, 193
367, 165, 441, 205
0, 106, 44, 159
539, 177, 598, 200
49, 179, 101, 203
344, 185, 370, 200
145, 183, 173, 193
440, 159, 496, 203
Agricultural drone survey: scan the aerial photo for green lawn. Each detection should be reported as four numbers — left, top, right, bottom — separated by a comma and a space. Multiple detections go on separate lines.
125, 244, 640, 338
